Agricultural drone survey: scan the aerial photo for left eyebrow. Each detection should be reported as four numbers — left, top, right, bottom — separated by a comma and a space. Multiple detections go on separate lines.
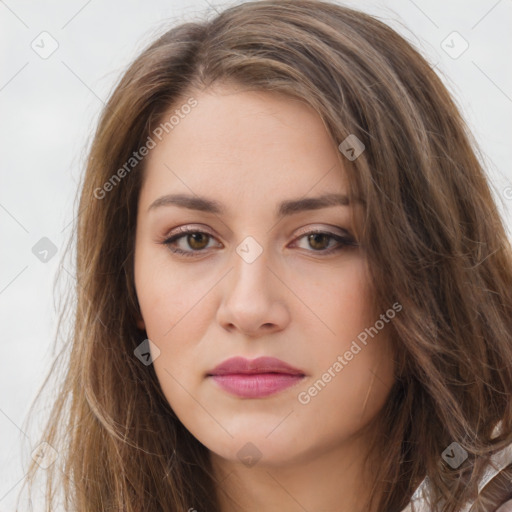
277, 193, 350, 216
146, 192, 351, 217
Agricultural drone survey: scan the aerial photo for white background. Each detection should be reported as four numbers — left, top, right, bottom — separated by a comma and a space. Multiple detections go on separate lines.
1, 0, 511, 510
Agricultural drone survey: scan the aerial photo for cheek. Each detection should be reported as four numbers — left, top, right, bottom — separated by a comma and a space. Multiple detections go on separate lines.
135, 278, 214, 382
294, 257, 372, 339
292, 262, 395, 429
133, 247, 219, 396
293, 314, 395, 453
134, 245, 215, 341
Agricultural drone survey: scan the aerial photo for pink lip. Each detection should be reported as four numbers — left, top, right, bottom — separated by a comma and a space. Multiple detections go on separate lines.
207, 356, 306, 398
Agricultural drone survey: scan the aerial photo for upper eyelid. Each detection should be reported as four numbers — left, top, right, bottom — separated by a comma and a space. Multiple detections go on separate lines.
163, 225, 354, 248
165, 223, 351, 239
294, 225, 351, 238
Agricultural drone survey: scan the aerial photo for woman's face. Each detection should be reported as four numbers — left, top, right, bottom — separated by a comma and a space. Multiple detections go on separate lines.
134, 82, 395, 468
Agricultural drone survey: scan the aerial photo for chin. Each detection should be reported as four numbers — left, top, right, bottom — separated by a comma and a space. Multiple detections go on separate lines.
204, 429, 316, 469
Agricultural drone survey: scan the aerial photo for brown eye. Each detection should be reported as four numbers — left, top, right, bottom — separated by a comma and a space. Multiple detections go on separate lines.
307, 233, 331, 251
161, 228, 221, 258
291, 229, 357, 255
187, 232, 210, 250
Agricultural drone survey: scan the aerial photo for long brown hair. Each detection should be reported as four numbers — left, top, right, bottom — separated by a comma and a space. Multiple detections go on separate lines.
17, 1, 512, 511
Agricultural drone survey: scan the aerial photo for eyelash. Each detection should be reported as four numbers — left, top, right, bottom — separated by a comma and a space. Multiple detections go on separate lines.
160, 227, 357, 258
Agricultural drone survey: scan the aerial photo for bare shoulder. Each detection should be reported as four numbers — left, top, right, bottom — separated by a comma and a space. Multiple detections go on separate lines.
496, 498, 512, 512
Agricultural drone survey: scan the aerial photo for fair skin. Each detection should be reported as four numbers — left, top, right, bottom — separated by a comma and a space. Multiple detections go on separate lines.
133, 82, 396, 512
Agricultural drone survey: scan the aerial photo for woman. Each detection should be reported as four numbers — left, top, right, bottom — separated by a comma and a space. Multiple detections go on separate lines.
18, 1, 512, 511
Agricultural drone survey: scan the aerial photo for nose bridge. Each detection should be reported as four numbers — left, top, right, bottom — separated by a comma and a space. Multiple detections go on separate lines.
216, 234, 289, 335
229, 235, 271, 303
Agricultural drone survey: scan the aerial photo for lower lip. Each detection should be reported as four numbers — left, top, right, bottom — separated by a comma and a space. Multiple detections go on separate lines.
209, 373, 305, 398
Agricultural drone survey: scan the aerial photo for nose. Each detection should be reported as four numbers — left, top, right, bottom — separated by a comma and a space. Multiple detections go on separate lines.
216, 244, 291, 337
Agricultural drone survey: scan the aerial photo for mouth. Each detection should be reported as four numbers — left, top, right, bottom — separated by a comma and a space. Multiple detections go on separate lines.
207, 356, 306, 398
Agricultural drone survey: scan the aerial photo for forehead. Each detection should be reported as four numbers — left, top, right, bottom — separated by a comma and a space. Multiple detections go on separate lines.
139, 83, 349, 209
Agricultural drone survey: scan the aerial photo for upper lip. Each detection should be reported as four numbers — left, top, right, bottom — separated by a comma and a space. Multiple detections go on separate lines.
207, 356, 305, 376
